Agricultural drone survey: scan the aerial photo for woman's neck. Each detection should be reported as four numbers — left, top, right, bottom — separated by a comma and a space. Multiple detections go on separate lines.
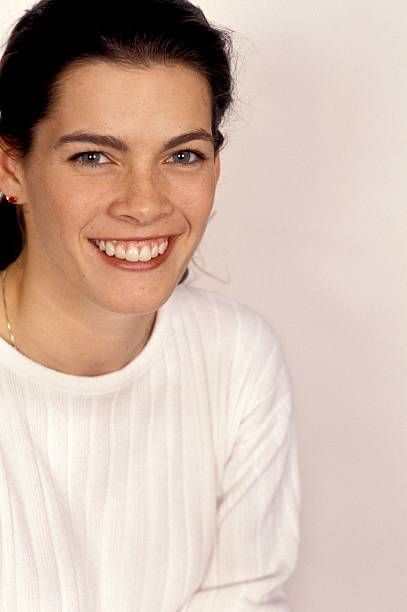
0, 259, 157, 376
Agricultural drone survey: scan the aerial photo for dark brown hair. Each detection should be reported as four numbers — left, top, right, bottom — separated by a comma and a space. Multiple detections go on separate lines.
0, 0, 234, 284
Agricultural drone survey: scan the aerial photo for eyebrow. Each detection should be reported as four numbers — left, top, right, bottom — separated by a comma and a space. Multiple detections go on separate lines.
53, 128, 215, 152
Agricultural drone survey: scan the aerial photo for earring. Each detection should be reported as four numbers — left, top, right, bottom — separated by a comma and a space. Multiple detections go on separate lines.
5, 195, 17, 204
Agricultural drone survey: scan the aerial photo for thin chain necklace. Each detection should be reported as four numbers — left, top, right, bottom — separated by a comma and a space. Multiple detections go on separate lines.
1, 268, 16, 348
1, 267, 155, 358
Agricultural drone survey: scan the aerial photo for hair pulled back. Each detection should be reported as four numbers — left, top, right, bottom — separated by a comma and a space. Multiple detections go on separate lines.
0, 0, 234, 283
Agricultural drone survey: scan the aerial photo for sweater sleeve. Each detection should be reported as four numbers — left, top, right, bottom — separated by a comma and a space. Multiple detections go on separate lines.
179, 322, 301, 612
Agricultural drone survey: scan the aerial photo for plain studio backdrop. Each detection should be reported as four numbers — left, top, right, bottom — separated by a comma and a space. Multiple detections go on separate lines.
1, 1, 406, 611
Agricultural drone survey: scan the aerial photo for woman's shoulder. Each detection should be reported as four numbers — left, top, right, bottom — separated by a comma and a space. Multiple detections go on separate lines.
171, 285, 290, 400
171, 284, 282, 354
172, 283, 262, 321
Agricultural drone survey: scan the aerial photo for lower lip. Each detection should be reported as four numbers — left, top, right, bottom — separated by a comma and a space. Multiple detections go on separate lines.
88, 236, 178, 271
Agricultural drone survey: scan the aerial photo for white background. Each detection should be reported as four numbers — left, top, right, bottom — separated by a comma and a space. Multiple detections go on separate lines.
1, 2, 406, 610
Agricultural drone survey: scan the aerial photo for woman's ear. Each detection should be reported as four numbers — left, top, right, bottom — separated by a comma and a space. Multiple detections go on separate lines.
0, 139, 26, 203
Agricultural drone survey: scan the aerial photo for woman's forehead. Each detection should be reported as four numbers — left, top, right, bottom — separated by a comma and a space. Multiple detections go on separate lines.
53, 61, 212, 124
32, 61, 214, 151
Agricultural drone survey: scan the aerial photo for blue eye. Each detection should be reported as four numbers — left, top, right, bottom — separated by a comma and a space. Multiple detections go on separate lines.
70, 151, 109, 167
69, 149, 207, 168
168, 150, 205, 165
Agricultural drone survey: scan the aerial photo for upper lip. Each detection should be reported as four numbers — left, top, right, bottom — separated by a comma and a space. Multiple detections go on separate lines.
90, 235, 174, 241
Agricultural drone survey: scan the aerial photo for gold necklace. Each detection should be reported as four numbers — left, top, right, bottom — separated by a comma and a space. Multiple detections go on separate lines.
1, 267, 155, 357
1, 268, 16, 348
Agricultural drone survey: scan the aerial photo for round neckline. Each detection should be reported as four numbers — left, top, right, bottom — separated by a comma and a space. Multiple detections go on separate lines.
0, 288, 179, 395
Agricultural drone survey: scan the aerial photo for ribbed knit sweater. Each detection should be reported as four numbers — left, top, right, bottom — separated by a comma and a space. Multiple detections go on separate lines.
0, 284, 300, 612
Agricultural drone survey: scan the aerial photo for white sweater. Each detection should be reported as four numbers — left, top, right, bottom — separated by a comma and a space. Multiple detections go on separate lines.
0, 284, 300, 612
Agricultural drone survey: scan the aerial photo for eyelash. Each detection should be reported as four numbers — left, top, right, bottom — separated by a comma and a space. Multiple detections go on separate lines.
68, 149, 207, 168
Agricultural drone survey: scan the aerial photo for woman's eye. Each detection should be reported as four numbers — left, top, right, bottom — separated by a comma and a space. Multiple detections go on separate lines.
69, 149, 206, 168
167, 150, 205, 165
69, 151, 110, 167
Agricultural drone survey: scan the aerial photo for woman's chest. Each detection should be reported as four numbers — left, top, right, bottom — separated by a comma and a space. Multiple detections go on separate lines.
0, 394, 220, 611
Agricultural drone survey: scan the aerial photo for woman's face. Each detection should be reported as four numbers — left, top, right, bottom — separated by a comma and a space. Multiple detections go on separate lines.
13, 61, 220, 314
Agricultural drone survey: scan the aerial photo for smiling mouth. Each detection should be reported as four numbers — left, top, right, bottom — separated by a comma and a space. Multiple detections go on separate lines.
88, 234, 177, 267
90, 236, 169, 261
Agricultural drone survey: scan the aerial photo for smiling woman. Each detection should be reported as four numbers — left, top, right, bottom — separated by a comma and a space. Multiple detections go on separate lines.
0, 1, 300, 611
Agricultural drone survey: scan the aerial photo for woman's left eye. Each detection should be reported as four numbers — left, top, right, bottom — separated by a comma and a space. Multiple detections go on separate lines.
167, 150, 205, 165
69, 151, 110, 167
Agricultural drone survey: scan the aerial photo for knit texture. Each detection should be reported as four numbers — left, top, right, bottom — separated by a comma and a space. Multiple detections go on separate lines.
0, 284, 300, 611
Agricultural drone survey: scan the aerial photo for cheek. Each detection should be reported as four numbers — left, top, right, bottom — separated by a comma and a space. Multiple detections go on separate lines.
29, 191, 89, 249
166, 171, 217, 210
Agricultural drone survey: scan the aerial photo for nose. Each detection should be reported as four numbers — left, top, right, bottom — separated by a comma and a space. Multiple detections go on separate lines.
115, 165, 174, 225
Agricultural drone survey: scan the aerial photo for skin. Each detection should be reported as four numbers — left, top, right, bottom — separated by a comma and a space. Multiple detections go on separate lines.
0, 61, 220, 375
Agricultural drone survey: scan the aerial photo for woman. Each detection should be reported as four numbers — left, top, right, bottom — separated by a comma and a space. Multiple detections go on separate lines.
0, 0, 300, 610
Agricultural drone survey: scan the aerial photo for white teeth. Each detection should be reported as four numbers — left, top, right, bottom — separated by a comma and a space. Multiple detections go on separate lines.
139, 245, 152, 262
105, 242, 116, 257
93, 238, 169, 262
126, 244, 140, 262
114, 244, 127, 259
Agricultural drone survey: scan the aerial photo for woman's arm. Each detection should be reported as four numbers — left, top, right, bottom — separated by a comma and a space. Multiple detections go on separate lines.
179, 334, 301, 611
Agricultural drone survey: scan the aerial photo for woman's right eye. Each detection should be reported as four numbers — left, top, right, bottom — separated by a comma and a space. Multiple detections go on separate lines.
69, 151, 110, 168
